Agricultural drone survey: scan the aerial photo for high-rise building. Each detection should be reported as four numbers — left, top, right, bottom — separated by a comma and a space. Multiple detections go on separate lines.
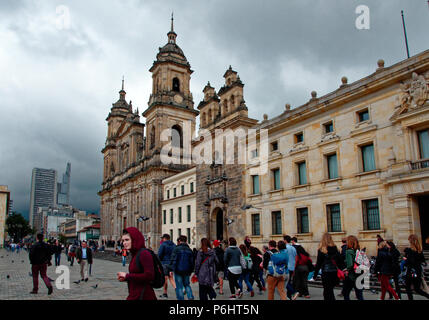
0, 185, 11, 247
29, 168, 57, 228
57, 162, 71, 206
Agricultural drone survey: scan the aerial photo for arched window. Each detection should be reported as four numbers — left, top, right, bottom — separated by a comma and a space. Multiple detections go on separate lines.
224, 100, 228, 115
208, 109, 212, 123
173, 77, 180, 92
171, 125, 183, 149
230, 95, 235, 108
202, 112, 206, 126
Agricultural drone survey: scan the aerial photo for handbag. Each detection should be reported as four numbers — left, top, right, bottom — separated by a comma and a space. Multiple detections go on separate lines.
421, 277, 429, 294
331, 258, 345, 281
192, 256, 210, 283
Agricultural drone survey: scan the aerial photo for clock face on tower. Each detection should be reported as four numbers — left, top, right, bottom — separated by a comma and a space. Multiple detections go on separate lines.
173, 94, 183, 104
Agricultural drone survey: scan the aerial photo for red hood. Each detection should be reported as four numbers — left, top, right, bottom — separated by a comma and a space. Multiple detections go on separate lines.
124, 227, 145, 255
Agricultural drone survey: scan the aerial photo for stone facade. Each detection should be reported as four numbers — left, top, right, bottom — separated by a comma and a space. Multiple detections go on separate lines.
243, 52, 429, 256
99, 20, 198, 251
0, 185, 10, 247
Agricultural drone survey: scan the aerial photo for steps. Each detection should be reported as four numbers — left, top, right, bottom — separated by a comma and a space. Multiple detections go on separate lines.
308, 251, 429, 292
93, 250, 129, 264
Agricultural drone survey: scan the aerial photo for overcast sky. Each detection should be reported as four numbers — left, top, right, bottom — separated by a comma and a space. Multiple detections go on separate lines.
1, 0, 428, 220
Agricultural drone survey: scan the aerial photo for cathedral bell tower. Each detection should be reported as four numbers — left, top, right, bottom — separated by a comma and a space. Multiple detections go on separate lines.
143, 14, 199, 158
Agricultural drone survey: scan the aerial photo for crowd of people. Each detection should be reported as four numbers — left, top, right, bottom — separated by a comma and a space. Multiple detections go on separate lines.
116, 227, 429, 301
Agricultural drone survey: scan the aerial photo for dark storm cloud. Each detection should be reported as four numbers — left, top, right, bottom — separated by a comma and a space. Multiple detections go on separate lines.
1, 0, 428, 218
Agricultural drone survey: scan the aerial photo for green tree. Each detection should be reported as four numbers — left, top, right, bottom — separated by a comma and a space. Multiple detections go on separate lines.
5, 213, 33, 242
58, 234, 67, 245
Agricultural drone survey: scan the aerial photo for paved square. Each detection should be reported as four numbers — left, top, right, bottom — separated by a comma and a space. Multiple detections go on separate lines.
0, 249, 424, 300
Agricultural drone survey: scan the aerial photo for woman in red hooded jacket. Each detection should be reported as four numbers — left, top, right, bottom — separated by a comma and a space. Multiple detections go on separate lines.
117, 227, 156, 300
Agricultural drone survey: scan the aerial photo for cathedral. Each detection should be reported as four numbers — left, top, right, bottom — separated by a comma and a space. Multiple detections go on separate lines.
99, 17, 257, 250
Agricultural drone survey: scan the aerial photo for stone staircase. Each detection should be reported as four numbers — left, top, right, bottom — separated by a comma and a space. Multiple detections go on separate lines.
308, 251, 429, 292
93, 250, 130, 264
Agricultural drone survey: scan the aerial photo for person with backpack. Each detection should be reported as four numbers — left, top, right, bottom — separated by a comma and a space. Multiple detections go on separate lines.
68, 243, 76, 266
293, 244, 312, 299
29, 234, 54, 295
283, 235, 297, 300
267, 240, 289, 300
375, 241, 399, 300
263, 241, 278, 272
169, 235, 195, 300
386, 241, 402, 299
343, 235, 364, 300
194, 238, 218, 300
238, 244, 255, 297
213, 240, 225, 295
116, 227, 157, 300
313, 233, 344, 301
224, 237, 245, 300
158, 233, 177, 299
403, 234, 429, 300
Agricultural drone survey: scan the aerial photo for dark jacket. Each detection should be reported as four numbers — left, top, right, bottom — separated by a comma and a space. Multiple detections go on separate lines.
389, 247, 401, 275
76, 247, 93, 264
29, 241, 52, 265
195, 249, 218, 286
53, 244, 62, 255
263, 249, 278, 270
214, 246, 225, 271
314, 246, 343, 280
158, 240, 176, 265
250, 253, 263, 273
170, 243, 195, 275
404, 248, 426, 277
375, 247, 395, 275
124, 227, 156, 300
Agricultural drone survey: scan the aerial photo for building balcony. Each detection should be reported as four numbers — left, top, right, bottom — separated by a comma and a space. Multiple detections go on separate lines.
411, 159, 429, 171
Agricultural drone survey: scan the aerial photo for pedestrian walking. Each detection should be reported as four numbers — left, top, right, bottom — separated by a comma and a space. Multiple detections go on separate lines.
158, 233, 177, 299
213, 240, 225, 295
386, 241, 402, 299
249, 246, 265, 294
29, 234, 53, 295
238, 244, 255, 297
343, 235, 364, 300
116, 227, 157, 300
338, 237, 347, 297
194, 238, 218, 300
169, 235, 195, 300
53, 240, 62, 266
262, 241, 278, 272
403, 234, 429, 300
375, 241, 399, 300
121, 247, 128, 267
293, 244, 311, 299
224, 237, 245, 300
76, 241, 93, 282
313, 233, 344, 301
266, 240, 288, 300
283, 235, 297, 299
68, 243, 76, 266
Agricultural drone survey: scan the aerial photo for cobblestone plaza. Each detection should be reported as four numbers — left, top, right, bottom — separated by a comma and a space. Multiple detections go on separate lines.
0, 249, 425, 300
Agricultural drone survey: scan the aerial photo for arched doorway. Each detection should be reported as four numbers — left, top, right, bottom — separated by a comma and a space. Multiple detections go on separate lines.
213, 207, 224, 241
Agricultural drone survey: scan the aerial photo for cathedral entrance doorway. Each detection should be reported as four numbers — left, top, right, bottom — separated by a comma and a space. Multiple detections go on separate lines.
213, 207, 224, 241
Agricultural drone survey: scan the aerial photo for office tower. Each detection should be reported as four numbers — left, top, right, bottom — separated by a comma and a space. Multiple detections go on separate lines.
29, 168, 57, 228
57, 162, 71, 206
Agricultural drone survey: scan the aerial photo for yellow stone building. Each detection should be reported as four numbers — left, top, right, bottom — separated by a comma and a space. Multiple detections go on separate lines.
244, 52, 429, 256
0, 185, 11, 247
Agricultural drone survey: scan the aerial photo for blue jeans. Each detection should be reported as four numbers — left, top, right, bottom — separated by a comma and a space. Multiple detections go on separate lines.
55, 253, 61, 266
239, 270, 253, 292
174, 274, 194, 300
259, 270, 266, 288
122, 256, 126, 266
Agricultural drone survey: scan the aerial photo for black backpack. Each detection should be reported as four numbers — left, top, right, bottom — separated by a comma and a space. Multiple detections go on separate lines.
135, 248, 165, 289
